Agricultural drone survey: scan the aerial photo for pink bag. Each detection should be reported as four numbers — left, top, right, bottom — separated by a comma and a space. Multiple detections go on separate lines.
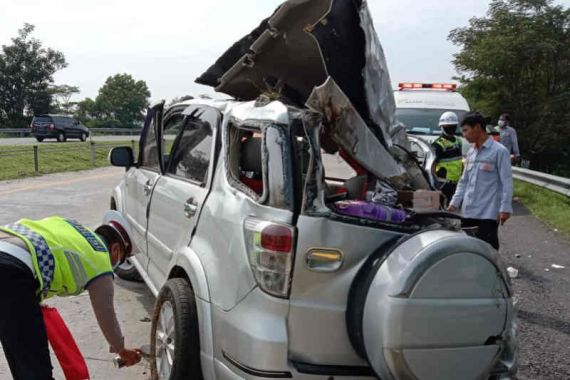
41, 305, 90, 380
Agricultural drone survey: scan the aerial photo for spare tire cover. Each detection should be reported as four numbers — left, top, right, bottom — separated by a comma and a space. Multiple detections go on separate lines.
361, 230, 514, 380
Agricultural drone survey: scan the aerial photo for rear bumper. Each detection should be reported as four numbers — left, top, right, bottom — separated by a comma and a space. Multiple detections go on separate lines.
212, 288, 376, 380
32, 131, 59, 138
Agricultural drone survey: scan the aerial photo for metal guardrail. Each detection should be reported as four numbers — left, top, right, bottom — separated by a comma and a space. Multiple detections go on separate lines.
0, 128, 141, 136
0, 128, 32, 133
513, 167, 570, 197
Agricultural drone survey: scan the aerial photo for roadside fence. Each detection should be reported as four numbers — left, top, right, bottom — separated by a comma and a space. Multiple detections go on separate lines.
0, 140, 137, 178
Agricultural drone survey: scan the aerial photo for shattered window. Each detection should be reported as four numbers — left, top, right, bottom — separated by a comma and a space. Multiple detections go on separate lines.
141, 116, 160, 171
162, 113, 185, 169
227, 126, 264, 197
166, 119, 212, 185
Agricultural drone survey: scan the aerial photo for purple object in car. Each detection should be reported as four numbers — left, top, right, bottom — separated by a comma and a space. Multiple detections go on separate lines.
334, 200, 407, 224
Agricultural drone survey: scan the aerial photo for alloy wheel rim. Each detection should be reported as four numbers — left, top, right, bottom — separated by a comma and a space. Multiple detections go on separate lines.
156, 300, 175, 379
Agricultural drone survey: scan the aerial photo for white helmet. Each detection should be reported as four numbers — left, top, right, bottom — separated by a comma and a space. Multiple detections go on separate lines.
439, 111, 459, 127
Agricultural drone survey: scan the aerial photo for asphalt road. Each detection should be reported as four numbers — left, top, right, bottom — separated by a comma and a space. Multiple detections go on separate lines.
0, 135, 140, 146
0, 167, 153, 380
0, 167, 569, 379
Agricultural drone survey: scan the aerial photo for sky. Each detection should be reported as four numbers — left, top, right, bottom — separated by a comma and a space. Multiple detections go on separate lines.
1, 0, 569, 103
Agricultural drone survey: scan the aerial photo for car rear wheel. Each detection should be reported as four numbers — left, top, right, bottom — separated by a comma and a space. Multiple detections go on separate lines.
114, 258, 142, 282
57, 132, 66, 142
80, 132, 87, 142
151, 278, 203, 380
36, 137, 44, 142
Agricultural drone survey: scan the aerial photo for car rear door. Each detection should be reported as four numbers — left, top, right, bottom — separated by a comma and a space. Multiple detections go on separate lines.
145, 104, 220, 289
123, 103, 164, 269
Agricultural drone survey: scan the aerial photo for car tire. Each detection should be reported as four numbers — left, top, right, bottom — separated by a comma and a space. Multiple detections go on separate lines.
151, 278, 203, 380
36, 137, 44, 142
57, 132, 66, 142
80, 132, 87, 142
114, 258, 142, 282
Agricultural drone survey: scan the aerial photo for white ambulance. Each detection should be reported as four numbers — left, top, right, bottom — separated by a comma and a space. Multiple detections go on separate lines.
395, 83, 471, 155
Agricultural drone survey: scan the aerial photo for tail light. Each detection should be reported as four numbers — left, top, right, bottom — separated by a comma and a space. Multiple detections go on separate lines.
244, 217, 295, 298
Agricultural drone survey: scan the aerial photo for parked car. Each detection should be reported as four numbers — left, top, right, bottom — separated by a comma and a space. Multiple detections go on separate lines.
31, 114, 89, 142
108, 1, 517, 379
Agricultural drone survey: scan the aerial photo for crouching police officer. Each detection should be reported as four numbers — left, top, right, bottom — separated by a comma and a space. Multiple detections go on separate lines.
433, 111, 464, 203
0, 211, 141, 379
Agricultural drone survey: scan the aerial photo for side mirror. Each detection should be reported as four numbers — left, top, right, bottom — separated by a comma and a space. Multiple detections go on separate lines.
109, 146, 134, 168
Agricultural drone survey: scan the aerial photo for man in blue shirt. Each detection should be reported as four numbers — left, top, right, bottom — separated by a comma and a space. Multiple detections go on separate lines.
498, 113, 520, 164
448, 112, 513, 249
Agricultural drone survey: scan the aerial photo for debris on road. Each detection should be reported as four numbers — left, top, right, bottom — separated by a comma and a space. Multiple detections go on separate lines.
515, 254, 522, 258
551, 264, 565, 269
139, 317, 151, 322
545, 268, 551, 272
507, 267, 519, 278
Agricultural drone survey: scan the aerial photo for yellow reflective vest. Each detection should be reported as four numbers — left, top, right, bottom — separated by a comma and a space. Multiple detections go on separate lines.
0, 217, 113, 300
433, 136, 463, 183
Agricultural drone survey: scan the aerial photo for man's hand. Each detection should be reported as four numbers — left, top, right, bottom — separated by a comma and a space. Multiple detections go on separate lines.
118, 348, 142, 367
498, 212, 511, 225
447, 205, 458, 212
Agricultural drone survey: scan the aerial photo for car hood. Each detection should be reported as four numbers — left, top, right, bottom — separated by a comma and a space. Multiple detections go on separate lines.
196, 0, 399, 150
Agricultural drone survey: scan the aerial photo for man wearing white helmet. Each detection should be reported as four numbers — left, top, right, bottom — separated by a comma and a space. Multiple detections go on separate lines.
0, 211, 141, 379
432, 111, 464, 202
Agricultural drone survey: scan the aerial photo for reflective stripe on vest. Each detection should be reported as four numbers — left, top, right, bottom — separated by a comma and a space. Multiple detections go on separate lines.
435, 137, 461, 151
4, 222, 54, 297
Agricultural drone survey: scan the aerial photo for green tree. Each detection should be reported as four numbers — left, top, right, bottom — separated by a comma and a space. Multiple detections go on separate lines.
449, 0, 570, 174
50, 84, 80, 114
0, 24, 67, 128
94, 73, 150, 128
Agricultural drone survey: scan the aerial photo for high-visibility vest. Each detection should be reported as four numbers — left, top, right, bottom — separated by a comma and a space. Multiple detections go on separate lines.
434, 136, 463, 183
0, 217, 113, 300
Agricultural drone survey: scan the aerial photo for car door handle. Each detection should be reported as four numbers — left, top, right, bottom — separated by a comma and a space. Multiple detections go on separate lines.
143, 179, 154, 196
184, 198, 198, 218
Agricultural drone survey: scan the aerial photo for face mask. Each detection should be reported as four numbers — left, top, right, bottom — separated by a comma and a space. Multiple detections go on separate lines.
443, 125, 457, 136
498, 120, 506, 127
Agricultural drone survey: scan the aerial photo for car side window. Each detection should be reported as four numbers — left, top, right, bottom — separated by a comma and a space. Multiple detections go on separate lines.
141, 117, 161, 171
162, 113, 186, 169
166, 117, 213, 185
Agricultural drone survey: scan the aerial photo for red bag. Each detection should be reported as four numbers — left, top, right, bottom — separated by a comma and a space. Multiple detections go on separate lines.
41, 306, 90, 380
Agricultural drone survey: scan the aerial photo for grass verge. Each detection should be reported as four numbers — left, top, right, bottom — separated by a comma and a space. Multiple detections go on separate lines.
514, 179, 570, 238
0, 140, 137, 181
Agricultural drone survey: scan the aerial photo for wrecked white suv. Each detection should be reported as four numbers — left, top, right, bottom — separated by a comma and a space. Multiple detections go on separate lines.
108, 1, 517, 379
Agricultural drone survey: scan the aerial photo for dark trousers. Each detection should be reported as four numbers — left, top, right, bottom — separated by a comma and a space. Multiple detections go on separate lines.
0, 253, 54, 380
441, 182, 457, 206
462, 218, 500, 250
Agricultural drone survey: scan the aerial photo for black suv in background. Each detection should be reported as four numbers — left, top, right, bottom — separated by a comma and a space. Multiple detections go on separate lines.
31, 114, 90, 142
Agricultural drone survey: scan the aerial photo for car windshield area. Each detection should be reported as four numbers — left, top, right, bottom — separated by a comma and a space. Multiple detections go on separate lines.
396, 108, 466, 136
32, 116, 52, 123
